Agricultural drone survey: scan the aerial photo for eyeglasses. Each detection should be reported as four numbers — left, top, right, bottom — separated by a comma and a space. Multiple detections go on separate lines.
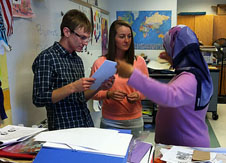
70, 30, 91, 43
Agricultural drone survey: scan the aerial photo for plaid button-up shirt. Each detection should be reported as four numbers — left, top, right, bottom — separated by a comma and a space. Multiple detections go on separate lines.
32, 42, 94, 130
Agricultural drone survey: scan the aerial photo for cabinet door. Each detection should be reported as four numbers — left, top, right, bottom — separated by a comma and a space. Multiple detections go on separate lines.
195, 15, 213, 45
177, 15, 213, 45
213, 15, 226, 42
216, 65, 226, 95
177, 15, 195, 31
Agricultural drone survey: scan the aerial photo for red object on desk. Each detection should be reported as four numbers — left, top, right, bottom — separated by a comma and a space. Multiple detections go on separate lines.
154, 157, 165, 163
0, 150, 35, 160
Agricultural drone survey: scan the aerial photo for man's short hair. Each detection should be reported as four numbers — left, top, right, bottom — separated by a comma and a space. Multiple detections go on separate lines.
60, 9, 92, 36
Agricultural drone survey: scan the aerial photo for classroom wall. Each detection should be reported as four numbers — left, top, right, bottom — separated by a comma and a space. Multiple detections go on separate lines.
98, 0, 110, 13
6, 0, 109, 127
107, 0, 177, 60
178, 0, 226, 15
5, 0, 226, 127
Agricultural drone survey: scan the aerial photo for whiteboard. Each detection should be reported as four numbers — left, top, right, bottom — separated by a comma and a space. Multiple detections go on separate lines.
7, 0, 109, 126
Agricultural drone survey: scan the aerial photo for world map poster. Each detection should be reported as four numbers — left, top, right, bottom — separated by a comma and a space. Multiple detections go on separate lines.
117, 11, 171, 50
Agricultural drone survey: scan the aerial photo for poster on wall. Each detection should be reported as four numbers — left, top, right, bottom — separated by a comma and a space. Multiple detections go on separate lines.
101, 17, 108, 56
12, 0, 35, 18
91, 6, 101, 47
117, 10, 171, 50
0, 53, 11, 125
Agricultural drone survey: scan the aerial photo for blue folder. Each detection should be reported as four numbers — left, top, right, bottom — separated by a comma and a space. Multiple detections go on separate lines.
33, 129, 131, 163
33, 147, 128, 163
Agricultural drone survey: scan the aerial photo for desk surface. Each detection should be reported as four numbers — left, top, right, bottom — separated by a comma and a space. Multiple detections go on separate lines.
149, 68, 219, 78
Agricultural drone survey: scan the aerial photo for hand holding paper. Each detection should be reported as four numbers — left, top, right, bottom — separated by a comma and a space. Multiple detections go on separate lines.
90, 60, 117, 90
98, 76, 115, 91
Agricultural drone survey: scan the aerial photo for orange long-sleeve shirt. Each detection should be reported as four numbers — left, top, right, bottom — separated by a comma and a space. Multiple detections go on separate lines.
90, 56, 149, 120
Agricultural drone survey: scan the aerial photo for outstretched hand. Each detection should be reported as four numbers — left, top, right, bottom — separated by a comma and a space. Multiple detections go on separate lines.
159, 51, 172, 65
116, 60, 134, 78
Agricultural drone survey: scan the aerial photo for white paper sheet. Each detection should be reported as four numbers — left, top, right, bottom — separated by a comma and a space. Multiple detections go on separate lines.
34, 127, 132, 157
0, 125, 47, 146
90, 60, 117, 90
160, 146, 217, 163
161, 146, 193, 163
147, 60, 170, 70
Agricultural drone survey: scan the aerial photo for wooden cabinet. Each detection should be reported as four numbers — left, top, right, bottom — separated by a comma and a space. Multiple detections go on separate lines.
177, 15, 195, 30
213, 15, 226, 42
177, 15, 226, 44
213, 15, 226, 96
216, 65, 226, 96
177, 15, 214, 45
177, 15, 226, 96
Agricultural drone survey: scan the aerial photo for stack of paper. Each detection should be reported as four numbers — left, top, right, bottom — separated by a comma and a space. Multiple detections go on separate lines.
147, 60, 171, 70
159, 146, 218, 163
33, 127, 133, 158
0, 125, 47, 146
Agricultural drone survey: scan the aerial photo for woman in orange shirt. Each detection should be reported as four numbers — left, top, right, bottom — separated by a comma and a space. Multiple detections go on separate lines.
90, 20, 149, 137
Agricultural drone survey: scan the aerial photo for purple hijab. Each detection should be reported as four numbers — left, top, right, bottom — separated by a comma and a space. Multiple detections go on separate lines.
163, 25, 213, 110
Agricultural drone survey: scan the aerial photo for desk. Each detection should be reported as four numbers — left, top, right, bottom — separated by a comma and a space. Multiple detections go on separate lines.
0, 142, 153, 163
0, 128, 153, 163
143, 69, 219, 121
154, 144, 226, 163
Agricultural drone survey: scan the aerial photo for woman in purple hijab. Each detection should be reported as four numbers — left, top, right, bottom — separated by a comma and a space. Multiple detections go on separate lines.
116, 25, 213, 147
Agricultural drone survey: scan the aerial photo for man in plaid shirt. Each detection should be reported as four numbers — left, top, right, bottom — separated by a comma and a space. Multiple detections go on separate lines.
32, 9, 114, 130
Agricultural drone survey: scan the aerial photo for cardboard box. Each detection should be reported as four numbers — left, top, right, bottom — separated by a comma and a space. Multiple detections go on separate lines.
217, 4, 226, 15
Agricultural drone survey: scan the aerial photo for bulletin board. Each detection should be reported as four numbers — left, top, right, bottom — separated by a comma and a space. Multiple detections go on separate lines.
0, 52, 12, 126
7, 0, 109, 126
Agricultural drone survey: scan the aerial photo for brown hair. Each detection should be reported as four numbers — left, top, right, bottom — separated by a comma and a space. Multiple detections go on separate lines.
60, 9, 92, 36
106, 20, 135, 65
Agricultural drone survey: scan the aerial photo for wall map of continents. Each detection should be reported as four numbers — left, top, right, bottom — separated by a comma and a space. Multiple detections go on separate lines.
117, 11, 171, 50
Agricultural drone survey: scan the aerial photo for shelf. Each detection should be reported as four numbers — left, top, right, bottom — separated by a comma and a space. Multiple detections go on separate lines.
70, 0, 109, 15
177, 12, 206, 16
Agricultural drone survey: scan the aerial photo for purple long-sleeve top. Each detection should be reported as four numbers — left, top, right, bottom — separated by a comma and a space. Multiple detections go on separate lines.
128, 69, 210, 147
